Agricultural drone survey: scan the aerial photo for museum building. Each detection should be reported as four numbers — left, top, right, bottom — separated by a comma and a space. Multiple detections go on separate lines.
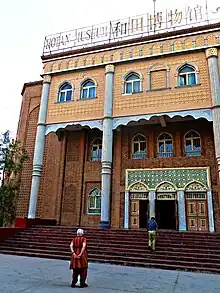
16, 14, 220, 232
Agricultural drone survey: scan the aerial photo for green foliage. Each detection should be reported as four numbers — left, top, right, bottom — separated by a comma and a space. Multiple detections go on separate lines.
0, 140, 28, 226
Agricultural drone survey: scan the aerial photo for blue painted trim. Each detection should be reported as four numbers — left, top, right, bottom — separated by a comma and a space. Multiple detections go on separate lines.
112, 108, 213, 129
45, 108, 212, 135
45, 119, 103, 135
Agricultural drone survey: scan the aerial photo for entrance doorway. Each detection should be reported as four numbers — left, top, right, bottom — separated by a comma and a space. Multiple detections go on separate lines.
139, 200, 148, 228
156, 200, 177, 230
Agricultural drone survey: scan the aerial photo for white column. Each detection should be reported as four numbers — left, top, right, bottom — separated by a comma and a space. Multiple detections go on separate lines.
28, 75, 51, 219
124, 190, 129, 229
207, 189, 215, 232
100, 65, 115, 229
177, 190, 187, 231
206, 48, 220, 180
149, 191, 156, 218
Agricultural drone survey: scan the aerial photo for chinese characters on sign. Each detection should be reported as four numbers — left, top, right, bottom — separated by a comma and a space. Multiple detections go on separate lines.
130, 193, 148, 200
43, 3, 220, 55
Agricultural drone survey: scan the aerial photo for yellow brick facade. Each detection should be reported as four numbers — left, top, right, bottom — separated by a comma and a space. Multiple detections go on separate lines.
45, 48, 213, 124
46, 68, 105, 124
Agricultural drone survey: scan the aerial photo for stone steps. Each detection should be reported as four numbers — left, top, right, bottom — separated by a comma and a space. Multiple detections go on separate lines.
7, 236, 220, 251
1, 245, 220, 268
17, 229, 220, 240
0, 242, 219, 263
4, 238, 220, 255
1, 226, 220, 274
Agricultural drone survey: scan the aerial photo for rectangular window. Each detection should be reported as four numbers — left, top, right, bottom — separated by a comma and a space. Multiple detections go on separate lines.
188, 73, 196, 85
96, 197, 101, 209
140, 142, 146, 152
133, 81, 140, 93
66, 91, 72, 101
125, 83, 132, 94
193, 138, 201, 151
89, 87, 96, 98
185, 139, 201, 156
82, 89, 88, 99
180, 75, 186, 86
133, 143, 139, 153
185, 140, 192, 152
159, 142, 165, 153
166, 142, 173, 153
89, 196, 95, 209
59, 92, 65, 102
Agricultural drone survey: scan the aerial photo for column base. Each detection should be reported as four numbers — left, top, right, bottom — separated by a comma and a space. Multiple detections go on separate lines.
100, 221, 110, 229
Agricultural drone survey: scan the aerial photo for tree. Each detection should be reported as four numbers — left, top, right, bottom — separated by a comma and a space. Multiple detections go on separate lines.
0, 139, 28, 226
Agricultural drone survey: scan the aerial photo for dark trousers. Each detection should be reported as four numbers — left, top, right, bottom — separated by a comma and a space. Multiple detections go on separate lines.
72, 268, 87, 285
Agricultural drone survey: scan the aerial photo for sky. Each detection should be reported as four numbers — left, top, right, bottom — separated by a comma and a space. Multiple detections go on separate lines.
0, 0, 219, 138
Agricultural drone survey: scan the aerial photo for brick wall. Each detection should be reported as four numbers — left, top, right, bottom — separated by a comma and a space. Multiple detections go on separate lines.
17, 106, 40, 217
17, 108, 220, 231
17, 82, 62, 220
50, 118, 220, 231
111, 119, 220, 230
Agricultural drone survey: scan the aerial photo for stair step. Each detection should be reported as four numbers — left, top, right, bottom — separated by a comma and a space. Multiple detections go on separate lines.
1, 226, 220, 274
1, 246, 220, 267
2, 240, 220, 258
7, 237, 220, 251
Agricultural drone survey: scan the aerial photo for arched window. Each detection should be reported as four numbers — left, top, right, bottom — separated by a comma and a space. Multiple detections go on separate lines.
58, 83, 73, 102
178, 65, 197, 86
184, 130, 201, 156
157, 133, 173, 157
132, 134, 147, 159
124, 73, 141, 94
81, 80, 96, 99
88, 188, 101, 215
91, 138, 102, 161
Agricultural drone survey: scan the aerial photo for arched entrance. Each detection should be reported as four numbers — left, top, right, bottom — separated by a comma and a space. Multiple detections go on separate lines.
128, 182, 149, 229
185, 181, 209, 231
155, 182, 177, 230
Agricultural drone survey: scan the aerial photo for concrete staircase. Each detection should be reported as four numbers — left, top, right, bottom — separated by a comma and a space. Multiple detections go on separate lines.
0, 226, 220, 274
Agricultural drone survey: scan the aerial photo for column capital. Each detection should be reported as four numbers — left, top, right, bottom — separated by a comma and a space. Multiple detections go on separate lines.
43, 74, 51, 83
206, 47, 218, 59
105, 64, 115, 74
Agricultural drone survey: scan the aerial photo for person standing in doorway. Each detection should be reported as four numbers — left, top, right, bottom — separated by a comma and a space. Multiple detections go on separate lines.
147, 216, 158, 251
69, 228, 88, 288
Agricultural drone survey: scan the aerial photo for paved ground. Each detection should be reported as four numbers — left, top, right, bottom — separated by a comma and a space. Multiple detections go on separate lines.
1, 255, 220, 293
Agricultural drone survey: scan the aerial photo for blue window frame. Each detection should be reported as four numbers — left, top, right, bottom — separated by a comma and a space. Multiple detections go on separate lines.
179, 66, 196, 86
132, 134, 147, 159
91, 138, 102, 161
58, 83, 73, 102
81, 80, 96, 99
157, 133, 173, 158
185, 131, 201, 156
125, 73, 141, 94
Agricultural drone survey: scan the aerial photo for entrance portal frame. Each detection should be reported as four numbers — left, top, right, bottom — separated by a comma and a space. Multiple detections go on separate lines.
155, 182, 178, 230
124, 168, 214, 231
125, 181, 149, 229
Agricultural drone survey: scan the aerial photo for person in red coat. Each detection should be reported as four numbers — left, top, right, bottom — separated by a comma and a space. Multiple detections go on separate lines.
69, 228, 88, 288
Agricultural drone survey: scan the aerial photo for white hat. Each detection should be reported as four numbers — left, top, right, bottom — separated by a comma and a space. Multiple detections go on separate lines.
77, 229, 84, 236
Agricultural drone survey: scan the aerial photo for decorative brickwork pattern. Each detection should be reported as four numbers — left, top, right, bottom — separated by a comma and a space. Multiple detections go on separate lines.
46, 69, 105, 124
150, 70, 167, 90
127, 168, 209, 190
16, 106, 39, 217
